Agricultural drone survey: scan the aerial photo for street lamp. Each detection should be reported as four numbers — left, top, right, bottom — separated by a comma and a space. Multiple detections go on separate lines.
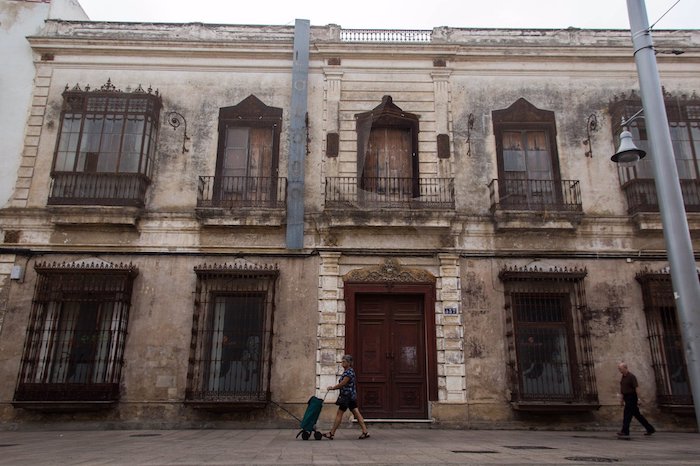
611, 109, 647, 165
615, 0, 700, 429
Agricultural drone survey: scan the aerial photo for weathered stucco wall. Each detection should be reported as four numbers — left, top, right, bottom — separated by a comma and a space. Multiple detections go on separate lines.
0, 20, 698, 429
0, 254, 318, 426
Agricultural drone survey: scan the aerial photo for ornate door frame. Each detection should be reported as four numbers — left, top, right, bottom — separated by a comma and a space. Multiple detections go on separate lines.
343, 259, 438, 403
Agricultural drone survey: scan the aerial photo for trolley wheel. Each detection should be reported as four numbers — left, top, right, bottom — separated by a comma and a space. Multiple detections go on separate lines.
301, 431, 311, 440
314, 431, 323, 440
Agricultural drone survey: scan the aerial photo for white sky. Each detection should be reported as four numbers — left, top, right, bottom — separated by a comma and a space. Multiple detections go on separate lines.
77, 0, 699, 30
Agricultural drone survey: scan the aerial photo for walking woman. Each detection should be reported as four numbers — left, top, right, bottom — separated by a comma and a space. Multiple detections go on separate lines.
325, 354, 369, 439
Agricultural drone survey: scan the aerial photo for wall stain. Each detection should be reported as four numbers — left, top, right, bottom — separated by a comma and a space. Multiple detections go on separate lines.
467, 336, 485, 358
589, 282, 628, 334
462, 272, 488, 315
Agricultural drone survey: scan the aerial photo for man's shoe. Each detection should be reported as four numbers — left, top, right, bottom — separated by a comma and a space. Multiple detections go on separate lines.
644, 429, 655, 436
616, 432, 630, 437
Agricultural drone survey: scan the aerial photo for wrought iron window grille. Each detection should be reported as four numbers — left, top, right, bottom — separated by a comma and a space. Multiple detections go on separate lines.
499, 266, 599, 410
636, 268, 695, 409
186, 263, 279, 409
14, 260, 138, 407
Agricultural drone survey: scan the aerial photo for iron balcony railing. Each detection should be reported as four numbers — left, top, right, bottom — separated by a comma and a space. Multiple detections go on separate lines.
622, 178, 700, 215
325, 176, 454, 209
489, 178, 583, 212
48, 172, 150, 207
197, 176, 287, 209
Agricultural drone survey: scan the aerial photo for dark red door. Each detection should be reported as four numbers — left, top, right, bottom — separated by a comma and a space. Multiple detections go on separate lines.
355, 294, 427, 419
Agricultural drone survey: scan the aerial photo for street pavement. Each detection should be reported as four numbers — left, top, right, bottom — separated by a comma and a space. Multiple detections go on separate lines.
0, 427, 698, 465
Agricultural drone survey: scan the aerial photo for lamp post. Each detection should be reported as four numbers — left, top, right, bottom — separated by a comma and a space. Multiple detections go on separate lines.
622, 0, 700, 429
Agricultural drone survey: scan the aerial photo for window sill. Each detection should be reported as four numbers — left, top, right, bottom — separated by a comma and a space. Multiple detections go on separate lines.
631, 212, 700, 232
195, 207, 286, 227
184, 400, 268, 412
658, 403, 695, 416
12, 400, 117, 412
320, 208, 456, 229
491, 210, 583, 231
510, 401, 600, 412
48, 205, 141, 227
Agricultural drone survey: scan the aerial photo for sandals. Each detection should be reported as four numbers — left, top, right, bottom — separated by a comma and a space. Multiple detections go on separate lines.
358, 432, 370, 439
322, 432, 334, 440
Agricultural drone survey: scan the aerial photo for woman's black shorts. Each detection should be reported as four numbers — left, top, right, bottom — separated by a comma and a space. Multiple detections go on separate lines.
336, 396, 357, 412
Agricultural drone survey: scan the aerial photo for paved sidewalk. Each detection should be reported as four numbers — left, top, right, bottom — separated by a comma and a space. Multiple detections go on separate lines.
0, 427, 698, 465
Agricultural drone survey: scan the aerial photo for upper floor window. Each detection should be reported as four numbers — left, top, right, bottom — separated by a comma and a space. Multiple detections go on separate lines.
491, 99, 580, 212
48, 80, 161, 207
186, 263, 278, 409
325, 95, 453, 210
54, 80, 160, 177
610, 94, 700, 213
499, 266, 599, 411
199, 95, 283, 208
356, 95, 419, 198
14, 260, 138, 408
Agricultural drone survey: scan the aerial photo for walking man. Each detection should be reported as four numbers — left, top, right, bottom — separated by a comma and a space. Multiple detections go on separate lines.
617, 362, 656, 438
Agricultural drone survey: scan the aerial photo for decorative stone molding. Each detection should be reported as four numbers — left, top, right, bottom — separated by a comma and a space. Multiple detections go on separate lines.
343, 258, 436, 283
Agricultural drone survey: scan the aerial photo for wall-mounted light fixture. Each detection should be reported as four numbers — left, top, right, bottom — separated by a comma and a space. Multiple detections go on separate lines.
610, 108, 646, 165
583, 113, 598, 158
167, 111, 190, 154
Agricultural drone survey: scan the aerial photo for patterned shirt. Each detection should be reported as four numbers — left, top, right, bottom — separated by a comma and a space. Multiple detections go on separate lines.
339, 367, 357, 400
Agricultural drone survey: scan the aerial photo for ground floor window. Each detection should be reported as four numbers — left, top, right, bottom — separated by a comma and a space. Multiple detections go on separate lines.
186, 263, 278, 407
14, 260, 137, 404
499, 266, 598, 409
636, 270, 693, 408
512, 294, 573, 398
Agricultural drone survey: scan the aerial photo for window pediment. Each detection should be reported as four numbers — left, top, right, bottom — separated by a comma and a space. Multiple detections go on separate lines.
219, 95, 282, 123
355, 95, 418, 127
34, 258, 138, 276
344, 259, 435, 283
493, 98, 555, 125
498, 265, 587, 282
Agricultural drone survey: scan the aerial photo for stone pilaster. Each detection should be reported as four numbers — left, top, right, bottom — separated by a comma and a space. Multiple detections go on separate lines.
432, 70, 452, 178
322, 70, 343, 178
436, 253, 464, 402
10, 64, 52, 207
317, 251, 343, 395
0, 254, 16, 335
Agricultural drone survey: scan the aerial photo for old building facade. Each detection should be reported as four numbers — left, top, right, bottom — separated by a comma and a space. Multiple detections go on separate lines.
0, 19, 698, 430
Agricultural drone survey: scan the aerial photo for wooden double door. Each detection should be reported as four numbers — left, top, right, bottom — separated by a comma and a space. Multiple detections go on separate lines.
354, 294, 428, 419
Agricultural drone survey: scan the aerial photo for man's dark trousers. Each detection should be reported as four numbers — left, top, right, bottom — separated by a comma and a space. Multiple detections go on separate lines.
622, 393, 654, 434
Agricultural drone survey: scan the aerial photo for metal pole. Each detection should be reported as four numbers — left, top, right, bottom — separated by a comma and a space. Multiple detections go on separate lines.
627, 0, 700, 430
286, 19, 310, 249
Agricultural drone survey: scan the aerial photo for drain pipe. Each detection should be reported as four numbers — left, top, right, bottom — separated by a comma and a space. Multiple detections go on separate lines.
286, 19, 310, 249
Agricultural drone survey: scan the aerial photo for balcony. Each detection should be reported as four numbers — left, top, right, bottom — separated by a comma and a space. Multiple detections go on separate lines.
197, 176, 286, 208
621, 179, 700, 231
623, 178, 700, 214
48, 172, 149, 207
196, 176, 287, 227
325, 176, 454, 210
488, 179, 583, 231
